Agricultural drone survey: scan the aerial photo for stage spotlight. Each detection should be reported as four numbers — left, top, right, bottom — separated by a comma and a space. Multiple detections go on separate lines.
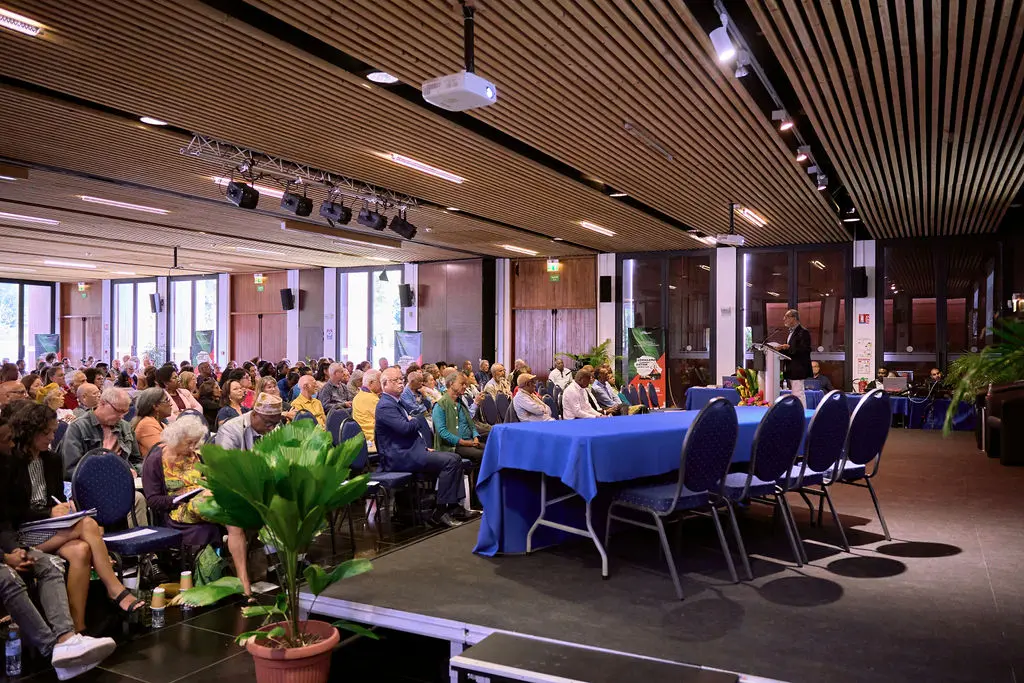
388, 213, 418, 240
772, 109, 794, 131
358, 207, 388, 231
226, 181, 259, 209
796, 145, 810, 162
319, 200, 352, 226
281, 190, 313, 217
816, 173, 828, 190
734, 50, 750, 78
709, 21, 735, 62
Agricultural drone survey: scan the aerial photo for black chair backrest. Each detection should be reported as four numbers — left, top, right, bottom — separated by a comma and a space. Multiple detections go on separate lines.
72, 448, 136, 527
647, 383, 660, 409
294, 410, 316, 423
738, 396, 806, 498
481, 393, 501, 425
804, 390, 851, 476
327, 409, 347, 446
340, 419, 369, 472
638, 385, 651, 408
546, 379, 555, 394
844, 390, 892, 474
495, 393, 511, 422
506, 402, 520, 422
543, 395, 558, 419
51, 420, 68, 451
416, 413, 433, 446
178, 409, 208, 430
679, 398, 739, 495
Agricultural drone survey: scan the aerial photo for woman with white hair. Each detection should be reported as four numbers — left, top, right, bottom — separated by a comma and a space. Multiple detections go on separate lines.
141, 415, 254, 601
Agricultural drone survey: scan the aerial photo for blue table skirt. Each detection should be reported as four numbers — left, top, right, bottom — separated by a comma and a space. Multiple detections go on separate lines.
780, 389, 824, 409
686, 386, 823, 410
473, 407, 813, 556
843, 394, 975, 430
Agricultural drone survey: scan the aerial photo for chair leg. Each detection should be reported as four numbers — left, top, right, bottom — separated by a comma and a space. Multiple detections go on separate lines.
817, 491, 825, 527
864, 478, 891, 541
603, 503, 614, 553
822, 487, 850, 551
652, 513, 683, 600
724, 501, 753, 581
347, 504, 357, 559
710, 506, 738, 584
327, 510, 337, 557
778, 495, 806, 565
798, 490, 817, 525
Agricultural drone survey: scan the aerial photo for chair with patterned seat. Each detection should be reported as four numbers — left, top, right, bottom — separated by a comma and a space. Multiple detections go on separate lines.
605, 398, 740, 600
481, 393, 502, 425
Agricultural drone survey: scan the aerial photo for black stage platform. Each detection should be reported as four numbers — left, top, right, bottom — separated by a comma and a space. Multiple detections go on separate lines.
302, 431, 1022, 683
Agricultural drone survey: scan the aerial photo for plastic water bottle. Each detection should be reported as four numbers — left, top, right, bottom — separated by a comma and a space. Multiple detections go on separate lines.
6, 624, 21, 677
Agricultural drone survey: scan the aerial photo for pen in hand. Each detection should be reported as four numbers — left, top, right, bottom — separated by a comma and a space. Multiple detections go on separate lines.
51, 496, 75, 513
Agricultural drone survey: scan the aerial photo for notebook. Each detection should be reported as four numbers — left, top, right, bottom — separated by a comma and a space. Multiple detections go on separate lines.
20, 509, 97, 532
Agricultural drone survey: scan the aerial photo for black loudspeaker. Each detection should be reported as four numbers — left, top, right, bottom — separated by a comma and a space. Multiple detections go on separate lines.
280, 288, 295, 311
149, 293, 162, 313
851, 266, 868, 298
599, 275, 612, 303
399, 284, 414, 308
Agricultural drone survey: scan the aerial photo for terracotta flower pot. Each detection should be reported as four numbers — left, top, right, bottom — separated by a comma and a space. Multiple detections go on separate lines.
246, 620, 340, 683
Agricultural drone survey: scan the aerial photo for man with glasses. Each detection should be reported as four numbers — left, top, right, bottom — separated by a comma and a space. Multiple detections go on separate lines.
215, 392, 283, 451
0, 380, 28, 407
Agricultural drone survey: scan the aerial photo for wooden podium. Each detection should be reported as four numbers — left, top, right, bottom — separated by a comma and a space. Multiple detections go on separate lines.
749, 343, 791, 405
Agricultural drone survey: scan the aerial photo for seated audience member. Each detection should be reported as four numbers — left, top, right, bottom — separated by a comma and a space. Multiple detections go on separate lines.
156, 365, 201, 422
291, 375, 327, 428
549, 358, 573, 390
484, 363, 512, 397
422, 372, 443, 403
317, 362, 354, 413
873, 367, 890, 390
352, 370, 382, 446
197, 379, 222, 430
277, 371, 298, 402
178, 371, 198, 398
144, 416, 252, 599
378, 357, 390, 372
0, 379, 29, 407
513, 373, 554, 421
929, 367, 944, 386
15, 359, 25, 377
376, 368, 466, 527
73, 383, 100, 419
5, 403, 145, 631
131, 388, 171, 457
0, 362, 18, 382
38, 383, 74, 423
215, 392, 283, 450
562, 370, 606, 420
66, 371, 86, 408
509, 358, 527, 387
22, 373, 42, 400
346, 369, 364, 397
461, 360, 475, 380
591, 367, 627, 416
810, 361, 834, 392
257, 376, 292, 416
400, 370, 432, 417
196, 361, 214, 385
432, 373, 484, 462
45, 366, 74, 411
216, 376, 247, 429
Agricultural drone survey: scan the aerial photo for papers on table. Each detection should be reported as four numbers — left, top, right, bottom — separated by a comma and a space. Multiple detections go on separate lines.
172, 488, 206, 505
104, 528, 159, 541
767, 342, 783, 349
134, 477, 144, 490
20, 509, 97, 532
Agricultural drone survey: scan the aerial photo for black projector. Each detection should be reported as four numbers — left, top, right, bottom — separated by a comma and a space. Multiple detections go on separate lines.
226, 181, 259, 209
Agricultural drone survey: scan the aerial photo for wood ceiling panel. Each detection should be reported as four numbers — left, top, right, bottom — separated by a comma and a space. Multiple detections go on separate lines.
750, 0, 1024, 238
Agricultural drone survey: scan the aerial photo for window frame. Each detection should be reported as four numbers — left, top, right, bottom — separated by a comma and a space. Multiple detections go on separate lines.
335, 266, 404, 362
0, 278, 56, 363
167, 275, 218, 365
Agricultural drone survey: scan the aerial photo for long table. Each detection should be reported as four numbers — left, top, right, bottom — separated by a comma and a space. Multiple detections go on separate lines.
684, 386, 824, 410
843, 393, 975, 430
473, 408, 814, 573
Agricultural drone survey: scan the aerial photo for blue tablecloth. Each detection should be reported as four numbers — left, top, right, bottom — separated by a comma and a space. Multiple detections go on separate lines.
685, 386, 823, 410
473, 407, 813, 556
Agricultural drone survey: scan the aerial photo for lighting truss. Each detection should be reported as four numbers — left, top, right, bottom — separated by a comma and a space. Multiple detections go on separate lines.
181, 135, 419, 212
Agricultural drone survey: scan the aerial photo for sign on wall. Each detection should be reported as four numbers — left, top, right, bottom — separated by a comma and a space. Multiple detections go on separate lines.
627, 327, 665, 406
191, 330, 215, 366
394, 331, 422, 371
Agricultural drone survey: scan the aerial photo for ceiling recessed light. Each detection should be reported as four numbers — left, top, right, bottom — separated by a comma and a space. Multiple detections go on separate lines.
0, 8, 43, 37
0, 211, 59, 226
365, 256, 392, 262
112, 271, 137, 276
609, 192, 628, 198
139, 116, 167, 126
0, 266, 37, 273
843, 217, 861, 223
212, 176, 285, 199
0, 176, 16, 182
579, 220, 616, 236
366, 71, 399, 84
382, 153, 465, 184
735, 207, 767, 228
445, 207, 460, 212
44, 260, 96, 269
552, 237, 565, 241
79, 195, 169, 214
501, 245, 539, 256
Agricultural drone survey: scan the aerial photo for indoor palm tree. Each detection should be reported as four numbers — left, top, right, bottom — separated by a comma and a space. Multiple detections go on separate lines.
944, 319, 1024, 433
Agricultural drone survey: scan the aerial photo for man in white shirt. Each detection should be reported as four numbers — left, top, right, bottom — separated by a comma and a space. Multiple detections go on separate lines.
561, 369, 606, 420
549, 358, 573, 390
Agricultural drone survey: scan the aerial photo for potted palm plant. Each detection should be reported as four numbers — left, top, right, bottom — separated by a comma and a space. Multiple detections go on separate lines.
944, 319, 1024, 434
178, 420, 375, 683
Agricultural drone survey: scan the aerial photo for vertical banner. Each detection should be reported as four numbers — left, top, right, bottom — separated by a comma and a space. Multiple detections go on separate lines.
191, 330, 215, 366
627, 327, 665, 406
394, 331, 422, 371
35, 333, 60, 358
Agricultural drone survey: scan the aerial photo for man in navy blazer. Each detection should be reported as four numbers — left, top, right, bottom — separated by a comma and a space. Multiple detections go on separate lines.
375, 367, 466, 528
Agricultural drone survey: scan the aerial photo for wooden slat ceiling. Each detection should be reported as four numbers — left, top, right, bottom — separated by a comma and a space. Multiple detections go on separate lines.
252, 0, 846, 244
750, 0, 1024, 238
0, 0, 711, 260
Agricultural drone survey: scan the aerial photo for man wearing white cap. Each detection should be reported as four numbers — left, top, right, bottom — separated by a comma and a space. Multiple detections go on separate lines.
215, 392, 283, 450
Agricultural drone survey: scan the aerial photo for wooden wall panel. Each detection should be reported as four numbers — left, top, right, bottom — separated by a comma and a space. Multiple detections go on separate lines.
60, 282, 101, 362
513, 309, 553, 377
555, 309, 597, 362
230, 271, 289, 362
512, 257, 596, 310
417, 260, 483, 364
231, 271, 289, 314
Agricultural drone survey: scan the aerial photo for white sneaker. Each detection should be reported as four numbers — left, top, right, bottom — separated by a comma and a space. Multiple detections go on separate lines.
54, 659, 103, 681
51, 633, 117, 668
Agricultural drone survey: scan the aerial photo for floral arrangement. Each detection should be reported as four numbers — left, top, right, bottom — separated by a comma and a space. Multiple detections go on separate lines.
735, 367, 768, 406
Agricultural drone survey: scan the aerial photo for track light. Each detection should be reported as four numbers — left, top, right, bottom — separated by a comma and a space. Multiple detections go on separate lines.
357, 207, 388, 231
225, 181, 259, 209
734, 50, 750, 78
388, 211, 418, 240
319, 199, 352, 226
796, 146, 810, 162
281, 189, 313, 217
772, 109, 794, 131
709, 14, 735, 63
816, 173, 828, 191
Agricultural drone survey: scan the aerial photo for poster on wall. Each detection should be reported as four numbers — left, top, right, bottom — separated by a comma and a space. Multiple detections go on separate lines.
854, 337, 873, 390
627, 327, 666, 406
34, 333, 60, 359
191, 330, 215, 366
394, 331, 422, 371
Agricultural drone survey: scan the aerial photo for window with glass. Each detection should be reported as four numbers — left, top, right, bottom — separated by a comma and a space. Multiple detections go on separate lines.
170, 277, 218, 365
337, 268, 402, 363
796, 248, 847, 391
0, 280, 55, 364
740, 251, 790, 369
882, 244, 938, 380
112, 279, 159, 363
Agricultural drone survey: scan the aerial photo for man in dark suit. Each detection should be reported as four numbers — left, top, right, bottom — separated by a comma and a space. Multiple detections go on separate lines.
778, 309, 812, 407
375, 367, 466, 528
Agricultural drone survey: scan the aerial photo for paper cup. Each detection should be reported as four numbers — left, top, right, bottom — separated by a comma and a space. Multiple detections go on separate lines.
151, 587, 166, 609
179, 571, 193, 591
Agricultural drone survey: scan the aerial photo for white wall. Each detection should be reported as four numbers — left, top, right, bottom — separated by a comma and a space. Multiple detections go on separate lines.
495, 258, 512, 366
402, 263, 418, 332
852, 240, 877, 387
286, 269, 300, 363
596, 253, 616, 350
714, 247, 738, 383
323, 267, 337, 358
101, 280, 112, 362
216, 273, 231, 368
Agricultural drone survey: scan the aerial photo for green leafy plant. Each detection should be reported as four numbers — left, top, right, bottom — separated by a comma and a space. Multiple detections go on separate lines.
556, 339, 616, 371
943, 319, 1024, 433
179, 420, 375, 647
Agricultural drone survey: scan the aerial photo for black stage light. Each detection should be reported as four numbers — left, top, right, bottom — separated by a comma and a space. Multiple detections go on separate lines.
226, 181, 259, 209
319, 200, 352, 225
357, 207, 387, 231
281, 191, 313, 217
388, 214, 417, 240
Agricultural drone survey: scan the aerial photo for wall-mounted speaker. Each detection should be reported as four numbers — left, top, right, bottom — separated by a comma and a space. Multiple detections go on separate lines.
149, 293, 162, 313
280, 288, 295, 311
599, 275, 612, 303
851, 266, 868, 298
399, 284, 415, 308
